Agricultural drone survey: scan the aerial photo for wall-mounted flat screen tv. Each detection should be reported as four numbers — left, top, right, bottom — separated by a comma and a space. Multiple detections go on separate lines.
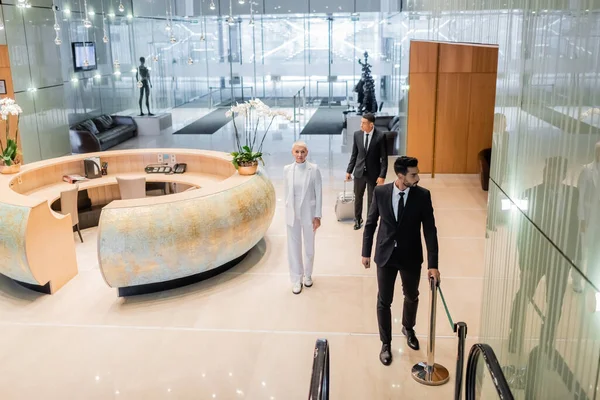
72, 41, 97, 72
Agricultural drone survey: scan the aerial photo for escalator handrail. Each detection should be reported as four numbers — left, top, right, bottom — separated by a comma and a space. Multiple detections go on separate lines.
308, 338, 330, 400
466, 343, 514, 400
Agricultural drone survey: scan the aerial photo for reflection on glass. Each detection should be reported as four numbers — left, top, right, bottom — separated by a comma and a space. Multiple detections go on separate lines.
575, 142, 600, 291
508, 157, 580, 355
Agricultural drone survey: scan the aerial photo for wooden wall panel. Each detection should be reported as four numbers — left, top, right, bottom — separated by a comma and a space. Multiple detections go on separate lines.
439, 43, 473, 73
466, 73, 498, 173
409, 41, 439, 73
0, 45, 20, 158
407, 41, 498, 175
406, 73, 438, 173
471, 45, 500, 73
434, 74, 472, 173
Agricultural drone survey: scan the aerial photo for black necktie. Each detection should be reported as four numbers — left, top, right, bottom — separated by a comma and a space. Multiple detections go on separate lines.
365, 134, 370, 152
397, 192, 405, 222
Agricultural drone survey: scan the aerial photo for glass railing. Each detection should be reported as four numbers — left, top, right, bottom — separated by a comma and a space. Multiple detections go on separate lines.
308, 338, 330, 400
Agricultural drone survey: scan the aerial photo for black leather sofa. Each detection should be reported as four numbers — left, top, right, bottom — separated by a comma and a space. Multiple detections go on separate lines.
374, 115, 402, 156
69, 115, 137, 154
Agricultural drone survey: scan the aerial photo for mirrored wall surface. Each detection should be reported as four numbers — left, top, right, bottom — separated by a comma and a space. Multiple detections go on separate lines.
408, 1, 600, 399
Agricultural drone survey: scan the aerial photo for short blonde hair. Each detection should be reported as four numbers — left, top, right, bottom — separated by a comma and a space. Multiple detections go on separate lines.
291, 140, 308, 151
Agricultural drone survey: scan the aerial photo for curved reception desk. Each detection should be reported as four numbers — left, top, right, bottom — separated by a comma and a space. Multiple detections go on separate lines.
0, 149, 276, 296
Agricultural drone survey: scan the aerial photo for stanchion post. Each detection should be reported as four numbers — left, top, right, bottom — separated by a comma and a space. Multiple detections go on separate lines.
411, 277, 450, 386
454, 322, 467, 400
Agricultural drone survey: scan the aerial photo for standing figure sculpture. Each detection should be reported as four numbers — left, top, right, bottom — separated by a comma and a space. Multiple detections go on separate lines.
358, 52, 378, 114
136, 57, 154, 116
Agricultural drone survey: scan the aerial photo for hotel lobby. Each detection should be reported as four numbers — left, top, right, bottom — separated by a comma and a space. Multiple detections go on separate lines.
0, 0, 600, 399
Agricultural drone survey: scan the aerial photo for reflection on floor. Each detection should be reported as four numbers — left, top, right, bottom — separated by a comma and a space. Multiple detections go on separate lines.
0, 103, 488, 399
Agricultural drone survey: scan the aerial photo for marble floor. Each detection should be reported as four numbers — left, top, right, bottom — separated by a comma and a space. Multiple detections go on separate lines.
0, 104, 488, 399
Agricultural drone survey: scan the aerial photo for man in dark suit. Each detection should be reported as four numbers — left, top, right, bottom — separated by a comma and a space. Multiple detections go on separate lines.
508, 156, 580, 355
346, 113, 388, 230
361, 156, 440, 366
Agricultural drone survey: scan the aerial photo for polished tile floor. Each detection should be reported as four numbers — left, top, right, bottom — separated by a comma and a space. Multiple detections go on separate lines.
0, 104, 488, 399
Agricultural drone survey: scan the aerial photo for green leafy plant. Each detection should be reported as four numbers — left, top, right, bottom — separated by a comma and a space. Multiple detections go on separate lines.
231, 145, 264, 169
0, 98, 23, 166
226, 99, 291, 169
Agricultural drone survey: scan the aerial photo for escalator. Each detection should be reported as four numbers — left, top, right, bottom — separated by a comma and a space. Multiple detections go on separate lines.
466, 344, 514, 400
306, 338, 514, 400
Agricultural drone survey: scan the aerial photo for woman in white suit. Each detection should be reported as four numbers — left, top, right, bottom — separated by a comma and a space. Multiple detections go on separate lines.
284, 141, 323, 294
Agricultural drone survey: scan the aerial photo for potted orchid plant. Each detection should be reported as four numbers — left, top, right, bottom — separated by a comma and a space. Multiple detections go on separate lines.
226, 99, 291, 175
0, 97, 23, 174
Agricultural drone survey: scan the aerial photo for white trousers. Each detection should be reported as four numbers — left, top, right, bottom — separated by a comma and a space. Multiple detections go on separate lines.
287, 217, 315, 284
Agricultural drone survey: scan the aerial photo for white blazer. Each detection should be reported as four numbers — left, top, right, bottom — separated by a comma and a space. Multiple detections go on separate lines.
284, 162, 323, 227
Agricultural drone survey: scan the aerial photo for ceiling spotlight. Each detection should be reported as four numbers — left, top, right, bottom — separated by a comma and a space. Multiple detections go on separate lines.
187, 57, 193, 65
238, 0, 245, 3
83, 59, 89, 67
64, 8, 71, 14
152, 55, 159, 61
165, 24, 171, 31
53, 23, 60, 31
88, 10, 95, 16
25, 3, 32, 8
71, 77, 79, 82
103, 35, 109, 43
114, 70, 121, 76
249, 18, 254, 26
94, 73, 101, 78
126, 14, 132, 19
200, 33, 205, 41
54, 36, 62, 45
118, 2, 125, 12
107, 12, 115, 18
169, 35, 177, 44
209, 1, 216, 10
83, 19, 92, 28
113, 60, 120, 68
131, 68, 137, 73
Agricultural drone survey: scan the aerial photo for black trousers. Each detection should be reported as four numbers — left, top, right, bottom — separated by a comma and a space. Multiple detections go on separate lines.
377, 249, 421, 345
354, 175, 375, 221
508, 259, 569, 354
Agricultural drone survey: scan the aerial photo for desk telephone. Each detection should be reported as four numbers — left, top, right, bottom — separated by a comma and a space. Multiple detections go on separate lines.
145, 163, 187, 174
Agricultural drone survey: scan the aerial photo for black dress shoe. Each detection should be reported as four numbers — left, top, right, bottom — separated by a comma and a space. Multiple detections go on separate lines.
402, 327, 420, 351
379, 343, 392, 366
353, 221, 361, 230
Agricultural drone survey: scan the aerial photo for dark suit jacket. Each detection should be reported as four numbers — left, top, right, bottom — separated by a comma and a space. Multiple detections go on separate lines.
362, 183, 439, 269
517, 184, 580, 267
346, 128, 388, 182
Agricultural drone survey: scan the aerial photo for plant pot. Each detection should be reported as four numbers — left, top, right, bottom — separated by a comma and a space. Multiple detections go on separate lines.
0, 162, 21, 174
237, 161, 258, 176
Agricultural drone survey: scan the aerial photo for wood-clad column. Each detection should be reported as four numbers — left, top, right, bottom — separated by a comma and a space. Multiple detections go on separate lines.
406, 41, 439, 174
406, 40, 498, 175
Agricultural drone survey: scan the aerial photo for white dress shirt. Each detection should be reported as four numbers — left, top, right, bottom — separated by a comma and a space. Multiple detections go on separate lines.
364, 128, 374, 151
392, 184, 410, 221
293, 161, 308, 216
